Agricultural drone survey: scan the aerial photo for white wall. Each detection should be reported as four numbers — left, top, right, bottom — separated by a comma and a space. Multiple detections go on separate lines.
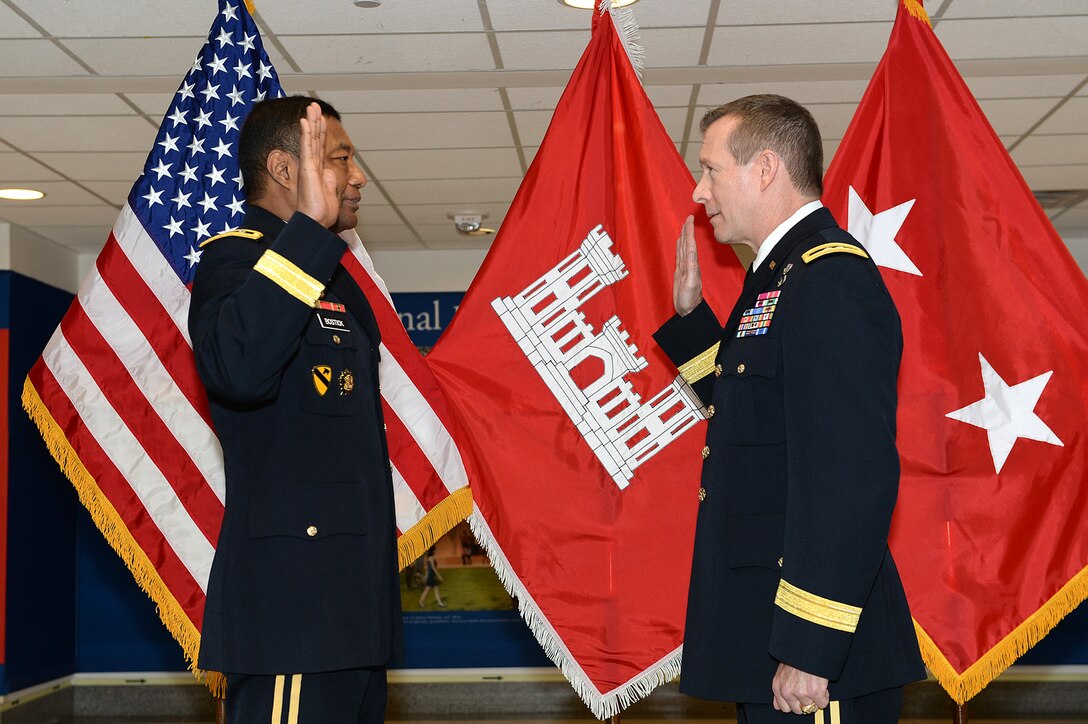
0, 222, 82, 293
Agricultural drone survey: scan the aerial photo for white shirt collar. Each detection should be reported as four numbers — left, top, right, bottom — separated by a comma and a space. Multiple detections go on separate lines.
751, 200, 824, 272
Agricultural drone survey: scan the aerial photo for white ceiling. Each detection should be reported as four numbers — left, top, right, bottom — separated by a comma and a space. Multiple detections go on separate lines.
0, 0, 1086, 256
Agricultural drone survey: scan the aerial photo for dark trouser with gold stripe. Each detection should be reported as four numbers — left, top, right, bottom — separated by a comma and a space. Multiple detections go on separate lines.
737, 687, 903, 724
225, 667, 387, 724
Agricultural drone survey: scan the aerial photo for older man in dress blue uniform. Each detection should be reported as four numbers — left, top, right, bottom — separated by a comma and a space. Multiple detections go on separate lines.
654, 95, 925, 722
189, 97, 401, 723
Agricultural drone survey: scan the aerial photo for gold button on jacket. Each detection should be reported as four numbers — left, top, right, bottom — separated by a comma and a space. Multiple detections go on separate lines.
698, 487, 707, 501
737, 363, 746, 374
707, 404, 716, 417
701, 445, 711, 459
306, 525, 318, 537
714, 363, 723, 377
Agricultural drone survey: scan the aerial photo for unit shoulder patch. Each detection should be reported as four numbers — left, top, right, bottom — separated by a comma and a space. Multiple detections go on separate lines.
801, 242, 868, 264
199, 228, 264, 248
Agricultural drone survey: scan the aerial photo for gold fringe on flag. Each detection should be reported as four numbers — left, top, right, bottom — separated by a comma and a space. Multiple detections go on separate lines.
914, 563, 1088, 703
397, 486, 474, 570
242, 0, 257, 16
902, 0, 932, 27
20, 377, 222, 692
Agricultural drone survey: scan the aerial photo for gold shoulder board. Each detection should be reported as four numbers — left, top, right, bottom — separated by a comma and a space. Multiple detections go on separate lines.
199, 228, 264, 248
801, 242, 869, 264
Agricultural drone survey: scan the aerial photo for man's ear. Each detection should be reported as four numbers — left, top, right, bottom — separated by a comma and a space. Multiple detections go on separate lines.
757, 149, 780, 192
265, 149, 294, 190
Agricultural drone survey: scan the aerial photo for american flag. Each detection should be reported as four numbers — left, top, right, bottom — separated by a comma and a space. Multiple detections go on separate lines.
21, 0, 470, 677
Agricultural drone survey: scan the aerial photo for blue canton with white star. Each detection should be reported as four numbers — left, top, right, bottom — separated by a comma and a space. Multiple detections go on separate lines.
129, 0, 284, 285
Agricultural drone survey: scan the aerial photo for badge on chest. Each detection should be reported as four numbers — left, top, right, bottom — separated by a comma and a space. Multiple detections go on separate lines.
736, 290, 780, 338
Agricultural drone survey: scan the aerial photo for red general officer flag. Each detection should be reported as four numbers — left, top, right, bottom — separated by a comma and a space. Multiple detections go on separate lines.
427, 4, 744, 718
823, 0, 1088, 703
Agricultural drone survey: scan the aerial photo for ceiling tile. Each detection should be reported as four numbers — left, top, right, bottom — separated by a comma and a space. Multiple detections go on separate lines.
632, 0, 713, 28
495, 30, 590, 70
1011, 135, 1088, 167
935, 17, 1088, 59
0, 152, 64, 182
1019, 164, 1088, 189
941, 1, 1088, 19
1034, 97, 1088, 135
416, 223, 497, 248
279, 34, 495, 73
699, 80, 871, 107
31, 152, 148, 181
719, 1, 897, 24
0, 93, 137, 116
19, 0, 215, 37
645, 84, 698, 108
62, 37, 208, 75
357, 222, 423, 244
0, 3, 41, 37
0, 204, 119, 228
357, 205, 411, 226
398, 202, 510, 226
381, 178, 519, 207
1051, 207, 1088, 236
689, 102, 858, 141
320, 89, 504, 114
125, 93, 192, 117
0, 39, 91, 76
258, 0, 485, 35
0, 116, 157, 153
80, 180, 135, 202
707, 22, 893, 66
513, 109, 559, 148
342, 111, 514, 151
487, 1, 711, 31
963, 74, 1085, 99
505, 87, 565, 111
363, 148, 523, 181
978, 97, 1061, 135
657, 107, 694, 143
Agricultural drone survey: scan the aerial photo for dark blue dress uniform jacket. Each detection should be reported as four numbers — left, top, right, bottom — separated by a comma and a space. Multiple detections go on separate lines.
654, 207, 925, 703
189, 206, 403, 675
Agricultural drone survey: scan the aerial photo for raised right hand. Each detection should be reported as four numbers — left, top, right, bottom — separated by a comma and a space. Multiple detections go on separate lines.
673, 215, 703, 317
296, 102, 341, 229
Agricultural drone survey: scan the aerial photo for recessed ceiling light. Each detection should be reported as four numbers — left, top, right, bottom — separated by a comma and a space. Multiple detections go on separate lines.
559, 0, 640, 9
0, 188, 45, 201
353, 0, 382, 7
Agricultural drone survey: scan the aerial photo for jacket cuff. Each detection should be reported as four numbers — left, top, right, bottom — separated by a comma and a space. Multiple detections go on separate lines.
253, 212, 346, 307
652, 300, 722, 381
768, 579, 858, 680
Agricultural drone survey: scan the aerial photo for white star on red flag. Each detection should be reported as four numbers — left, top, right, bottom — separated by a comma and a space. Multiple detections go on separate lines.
946, 354, 1063, 474
847, 186, 921, 276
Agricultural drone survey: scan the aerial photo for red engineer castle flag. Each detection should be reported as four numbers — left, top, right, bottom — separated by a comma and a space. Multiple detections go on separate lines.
823, 0, 1088, 704
427, 4, 744, 718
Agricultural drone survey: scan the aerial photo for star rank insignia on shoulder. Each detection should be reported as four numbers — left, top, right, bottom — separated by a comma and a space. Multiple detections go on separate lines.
198, 227, 264, 248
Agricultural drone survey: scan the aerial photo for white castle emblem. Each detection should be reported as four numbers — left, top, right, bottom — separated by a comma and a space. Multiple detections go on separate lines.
492, 224, 704, 490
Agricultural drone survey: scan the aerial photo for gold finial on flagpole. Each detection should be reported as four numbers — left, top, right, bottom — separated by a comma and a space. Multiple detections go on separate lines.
243, 0, 256, 15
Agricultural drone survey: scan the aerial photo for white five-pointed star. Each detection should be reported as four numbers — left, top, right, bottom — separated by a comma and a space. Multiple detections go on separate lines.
172, 189, 192, 209
227, 195, 245, 216
198, 192, 219, 214
215, 28, 234, 48
946, 354, 1063, 474
227, 85, 246, 106
150, 159, 172, 180
222, 3, 238, 22
233, 171, 244, 188
167, 108, 187, 127
206, 166, 226, 186
164, 217, 184, 238
256, 61, 273, 82
186, 136, 206, 156
179, 163, 199, 184
184, 246, 203, 267
234, 60, 252, 79
239, 32, 256, 53
192, 219, 212, 240
254, 88, 267, 102
157, 133, 179, 154
847, 186, 922, 276
201, 82, 221, 102
219, 112, 240, 133
194, 109, 213, 129
142, 187, 164, 207
178, 81, 195, 101
208, 54, 228, 76
213, 139, 233, 159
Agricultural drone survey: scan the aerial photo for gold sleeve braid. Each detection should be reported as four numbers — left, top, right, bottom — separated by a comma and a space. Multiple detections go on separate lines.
253, 249, 325, 307
775, 579, 862, 633
677, 342, 721, 384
